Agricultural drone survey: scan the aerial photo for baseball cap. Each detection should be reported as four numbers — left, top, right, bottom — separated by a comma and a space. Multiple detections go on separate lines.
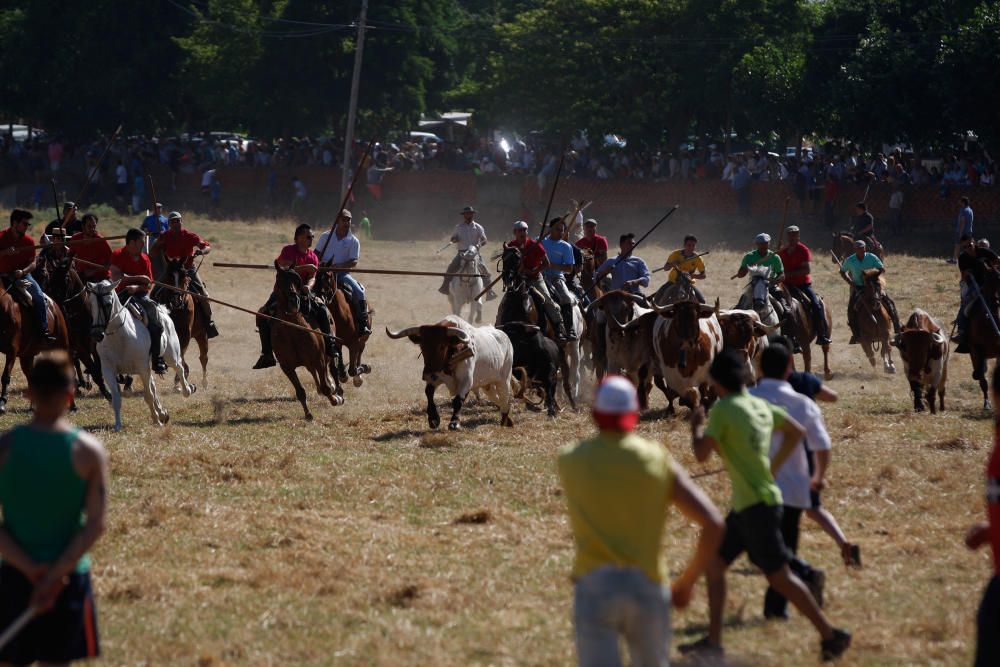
755, 233, 771, 244
854, 239, 867, 248
167, 211, 182, 221
513, 220, 529, 230
340, 209, 353, 219
592, 375, 640, 432
786, 225, 800, 233
584, 218, 598, 227
63, 201, 77, 210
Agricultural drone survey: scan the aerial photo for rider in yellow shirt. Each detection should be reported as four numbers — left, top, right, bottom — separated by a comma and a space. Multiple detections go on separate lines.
663, 234, 707, 303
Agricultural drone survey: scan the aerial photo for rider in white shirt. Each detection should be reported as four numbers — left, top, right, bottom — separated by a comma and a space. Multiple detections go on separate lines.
439, 205, 495, 299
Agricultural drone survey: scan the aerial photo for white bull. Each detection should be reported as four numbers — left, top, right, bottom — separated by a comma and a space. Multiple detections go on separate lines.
386, 315, 514, 430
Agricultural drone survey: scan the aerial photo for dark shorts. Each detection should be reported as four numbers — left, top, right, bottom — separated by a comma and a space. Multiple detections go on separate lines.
977, 575, 1000, 667
719, 503, 791, 575
0, 563, 100, 664
806, 449, 822, 508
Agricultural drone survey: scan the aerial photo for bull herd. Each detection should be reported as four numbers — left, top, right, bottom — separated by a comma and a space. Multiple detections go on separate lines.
384, 290, 953, 430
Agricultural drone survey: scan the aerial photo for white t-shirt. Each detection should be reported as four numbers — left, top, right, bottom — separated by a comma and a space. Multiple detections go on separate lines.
570, 211, 584, 241
116, 164, 128, 185
750, 378, 832, 509
889, 191, 904, 209
452, 221, 487, 249
316, 229, 360, 265
201, 169, 214, 188
294, 180, 307, 198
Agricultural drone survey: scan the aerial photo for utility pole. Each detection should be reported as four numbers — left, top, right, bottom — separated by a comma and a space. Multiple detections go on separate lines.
340, 0, 369, 205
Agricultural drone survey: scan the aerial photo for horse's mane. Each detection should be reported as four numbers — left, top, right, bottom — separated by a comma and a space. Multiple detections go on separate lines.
747, 264, 772, 279
862, 268, 885, 286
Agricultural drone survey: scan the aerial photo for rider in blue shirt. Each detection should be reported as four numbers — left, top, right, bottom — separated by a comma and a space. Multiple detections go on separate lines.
141, 203, 168, 242
596, 233, 651, 295
541, 218, 579, 340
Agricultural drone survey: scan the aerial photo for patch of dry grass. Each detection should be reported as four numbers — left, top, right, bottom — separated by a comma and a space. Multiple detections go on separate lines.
0, 214, 991, 665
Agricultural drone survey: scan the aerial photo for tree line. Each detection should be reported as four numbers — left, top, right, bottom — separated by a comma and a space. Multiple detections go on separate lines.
1, 0, 997, 154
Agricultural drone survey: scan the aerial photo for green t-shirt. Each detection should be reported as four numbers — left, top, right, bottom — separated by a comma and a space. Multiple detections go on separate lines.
558, 432, 674, 583
840, 252, 884, 286
704, 390, 786, 512
740, 250, 784, 277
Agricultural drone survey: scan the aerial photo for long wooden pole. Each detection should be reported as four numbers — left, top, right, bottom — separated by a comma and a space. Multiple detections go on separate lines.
71, 257, 342, 343
585, 204, 679, 296
651, 250, 710, 274
212, 262, 485, 278
317, 135, 377, 262
2, 234, 128, 255
73, 124, 123, 209
536, 148, 566, 241
49, 178, 61, 221
775, 196, 790, 250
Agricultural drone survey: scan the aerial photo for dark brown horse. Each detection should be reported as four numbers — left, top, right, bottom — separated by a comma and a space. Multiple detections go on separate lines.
968, 270, 1000, 409
36, 256, 111, 399
833, 233, 884, 262
270, 268, 344, 420
314, 271, 372, 387
782, 283, 834, 379
0, 281, 72, 414
155, 258, 209, 388
854, 269, 896, 373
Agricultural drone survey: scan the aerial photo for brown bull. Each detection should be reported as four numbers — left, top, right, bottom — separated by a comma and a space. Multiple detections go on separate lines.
717, 308, 772, 382
605, 311, 671, 411
0, 285, 71, 414
587, 290, 647, 379
892, 309, 949, 413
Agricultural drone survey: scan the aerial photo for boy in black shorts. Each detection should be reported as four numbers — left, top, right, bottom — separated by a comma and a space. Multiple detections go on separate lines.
0, 351, 108, 664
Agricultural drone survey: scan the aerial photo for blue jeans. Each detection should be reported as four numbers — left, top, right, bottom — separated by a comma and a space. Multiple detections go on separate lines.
573, 566, 671, 667
335, 272, 365, 306
21, 274, 49, 332
791, 283, 828, 338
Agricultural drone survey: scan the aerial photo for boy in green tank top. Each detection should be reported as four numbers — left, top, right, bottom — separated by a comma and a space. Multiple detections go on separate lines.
0, 351, 108, 664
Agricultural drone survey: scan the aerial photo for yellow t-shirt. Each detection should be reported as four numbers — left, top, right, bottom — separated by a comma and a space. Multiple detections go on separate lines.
557, 432, 675, 583
666, 249, 706, 283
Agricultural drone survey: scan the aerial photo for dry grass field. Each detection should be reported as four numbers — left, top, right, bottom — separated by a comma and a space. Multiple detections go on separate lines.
0, 212, 992, 666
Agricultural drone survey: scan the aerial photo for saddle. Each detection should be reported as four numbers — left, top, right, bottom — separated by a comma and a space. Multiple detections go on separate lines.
121, 297, 150, 327
7, 279, 34, 309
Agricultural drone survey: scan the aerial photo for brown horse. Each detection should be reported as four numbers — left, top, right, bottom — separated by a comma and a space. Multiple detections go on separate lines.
155, 258, 209, 388
314, 271, 372, 387
833, 233, 884, 262
0, 281, 72, 414
854, 269, 896, 373
782, 284, 834, 379
36, 257, 111, 399
968, 270, 1000, 409
270, 268, 344, 420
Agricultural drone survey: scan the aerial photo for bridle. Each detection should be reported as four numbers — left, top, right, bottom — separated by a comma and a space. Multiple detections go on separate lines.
87, 284, 127, 340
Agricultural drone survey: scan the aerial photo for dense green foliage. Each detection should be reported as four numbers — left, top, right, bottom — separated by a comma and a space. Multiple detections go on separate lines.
0, 0, 996, 151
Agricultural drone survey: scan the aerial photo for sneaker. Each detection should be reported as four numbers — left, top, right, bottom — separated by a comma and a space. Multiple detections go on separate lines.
821, 628, 852, 661
807, 569, 826, 608
678, 636, 724, 657
252, 354, 276, 370
206, 322, 220, 339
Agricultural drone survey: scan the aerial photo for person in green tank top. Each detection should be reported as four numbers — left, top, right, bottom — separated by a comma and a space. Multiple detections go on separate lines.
679, 349, 852, 663
0, 351, 108, 664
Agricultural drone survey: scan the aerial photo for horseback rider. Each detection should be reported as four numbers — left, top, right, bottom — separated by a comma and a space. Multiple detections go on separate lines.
596, 233, 651, 297
110, 228, 167, 374
505, 220, 571, 342
316, 209, 372, 336
663, 234, 707, 303
0, 210, 57, 343
736, 232, 791, 321
778, 226, 832, 345
839, 239, 902, 344
44, 201, 82, 240
36, 225, 73, 278
540, 217, 579, 340
851, 202, 878, 250
253, 224, 338, 370
141, 203, 168, 244
150, 211, 219, 339
69, 213, 112, 283
576, 218, 609, 292
953, 233, 1000, 354
438, 205, 495, 299
559, 214, 588, 305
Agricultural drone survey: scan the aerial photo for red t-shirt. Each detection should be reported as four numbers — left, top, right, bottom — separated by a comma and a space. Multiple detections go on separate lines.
69, 233, 113, 280
110, 247, 153, 292
510, 237, 548, 274
778, 242, 813, 286
0, 229, 36, 275
576, 234, 609, 259
277, 244, 319, 280
159, 228, 209, 267
988, 424, 1000, 574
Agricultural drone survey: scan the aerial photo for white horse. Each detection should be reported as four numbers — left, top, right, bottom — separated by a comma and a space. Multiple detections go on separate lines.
736, 265, 782, 327
448, 246, 484, 323
85, 280, 194, 431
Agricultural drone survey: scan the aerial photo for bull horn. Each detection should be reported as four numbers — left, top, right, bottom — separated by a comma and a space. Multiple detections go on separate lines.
446, 328, 471, 343
623, 292, 647, 306
714, 297, 720, 316
610, 315, 627, 331
648, 299, 673, 317
754, 322, 780, 335
385, 325, 421, 340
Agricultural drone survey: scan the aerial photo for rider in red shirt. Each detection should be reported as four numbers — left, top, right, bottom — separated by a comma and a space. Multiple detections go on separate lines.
253, 224, 338, 369
777, 226, 831, 345
575, 218, 609, 267
110, 229, 166, 373
503, 220, 569, 341
0, 209, 56, 343
69, 213, 113, 282
966, 364, 1000, 666
150, 211, 218, 338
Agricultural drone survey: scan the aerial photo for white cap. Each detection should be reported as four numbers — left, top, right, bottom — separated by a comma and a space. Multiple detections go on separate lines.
786, 225, 800, 233
854, 239, 867, 248
593, 376, 639, 415
754, 233, 771, 244
513, 220, 529, 230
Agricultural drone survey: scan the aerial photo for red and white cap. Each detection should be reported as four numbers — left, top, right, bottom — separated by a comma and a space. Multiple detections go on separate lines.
592, 375, 640, 431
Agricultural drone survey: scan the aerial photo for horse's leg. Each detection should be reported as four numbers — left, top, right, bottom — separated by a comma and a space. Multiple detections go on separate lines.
102, 363, 124, 432
350, 341, 364, 388
926, 386, 937, 415
801, 340, 812, 373
140, 370, 167, 426
309, 364, 343, 408
883, 337, 896, 374
425, 383, 440, 429
822, 342, 832, 380
971, 349, 991, 410
861, 340, 876, 368
567, 340, 581, 411
909, 380, 925, 412
281, 364, 312, 420
196, 333, 209, 388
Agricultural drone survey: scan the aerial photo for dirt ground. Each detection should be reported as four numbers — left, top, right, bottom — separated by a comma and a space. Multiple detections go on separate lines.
0, 212, 991, 665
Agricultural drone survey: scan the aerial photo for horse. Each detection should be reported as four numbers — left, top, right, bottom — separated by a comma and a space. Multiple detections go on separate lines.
0, 279, 71, 414
154, 257, 210, 389
782, 283, 834, 379
314, 271, 372, 388
854, 269, 896, 374
496, 245, 585, 410
968, 269, 1000, 408
84, 279, 193, 431
447, 245, 484, 323
833, 233, 884, 262
270, 268, 344, 419
651, 270, 698, 306
35, 257, 111, 400
735, 265, 782, 327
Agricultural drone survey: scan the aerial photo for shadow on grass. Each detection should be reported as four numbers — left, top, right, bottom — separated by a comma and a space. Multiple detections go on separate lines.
224, 396, 299, 405
175, 415, 285, 428
372, 429, 426, 443
676, 614, 763, 637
